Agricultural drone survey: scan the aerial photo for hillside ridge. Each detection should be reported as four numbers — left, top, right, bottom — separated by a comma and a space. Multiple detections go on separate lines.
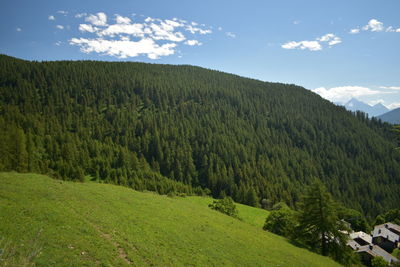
0, 55, 399, 217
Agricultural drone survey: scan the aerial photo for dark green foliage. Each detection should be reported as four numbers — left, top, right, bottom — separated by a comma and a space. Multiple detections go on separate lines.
295, 181, 350, 263
271, 202, 290, 211
371, 256, 390, 267
337, 206, 370, 233
374, 209, 400, 226
0, 55, 399, 216
260, 198, 273, 210
263, 205, 296, 237
208, 197, 238, 218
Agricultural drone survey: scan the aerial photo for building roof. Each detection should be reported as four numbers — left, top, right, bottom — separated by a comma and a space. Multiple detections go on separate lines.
372, 225, 400, 243
350, 231, 372, 244
357, 244, 399, 264
347, 240, 360, 250
374, 222, 400, 235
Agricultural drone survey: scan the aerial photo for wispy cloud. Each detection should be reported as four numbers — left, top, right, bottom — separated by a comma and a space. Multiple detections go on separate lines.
387, 102, 400, 109
317, 33, 342, 46
16, 27, 22, 32
57, 10, 68, 16
75, 13, 87, 18
312, 86, 385, 103
185, 40, 202, 46
56, 25, 64, 30
85, 12, 108, 26
379, 86, 400, 90
226, 32, 236, 38
282, 41, 321, 51
350, 19, 400, 34
70, 13, 212, 59
48, 15, 55, 21
282, 33, 341, 51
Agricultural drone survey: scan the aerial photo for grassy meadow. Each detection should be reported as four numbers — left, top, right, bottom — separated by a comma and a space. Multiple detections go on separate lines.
0, 172, 340, 266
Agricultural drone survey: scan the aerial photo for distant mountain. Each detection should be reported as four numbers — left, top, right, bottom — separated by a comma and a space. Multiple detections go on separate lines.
344, 98, 389, 117
378, 108, 400, 124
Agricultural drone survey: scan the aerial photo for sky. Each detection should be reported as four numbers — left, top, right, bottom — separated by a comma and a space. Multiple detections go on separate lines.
1, 0, 400, 109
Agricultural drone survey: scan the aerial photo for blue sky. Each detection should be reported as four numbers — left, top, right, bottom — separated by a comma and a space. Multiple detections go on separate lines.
1, 0, 400, 109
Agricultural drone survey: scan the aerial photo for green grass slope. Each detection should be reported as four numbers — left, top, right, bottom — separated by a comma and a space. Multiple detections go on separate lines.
0, 172, 340, 266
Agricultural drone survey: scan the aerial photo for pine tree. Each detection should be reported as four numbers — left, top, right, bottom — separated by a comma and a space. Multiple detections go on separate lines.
296, 181, 348, 258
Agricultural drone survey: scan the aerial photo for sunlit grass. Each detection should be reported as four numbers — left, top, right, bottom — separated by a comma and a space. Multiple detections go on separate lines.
0, 172, 340, 266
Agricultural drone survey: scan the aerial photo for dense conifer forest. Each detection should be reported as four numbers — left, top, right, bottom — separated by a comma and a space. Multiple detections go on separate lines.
1, 55, 399, 217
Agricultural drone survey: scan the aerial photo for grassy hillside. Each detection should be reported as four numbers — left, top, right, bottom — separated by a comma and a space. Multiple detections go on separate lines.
0, 172, 340, 266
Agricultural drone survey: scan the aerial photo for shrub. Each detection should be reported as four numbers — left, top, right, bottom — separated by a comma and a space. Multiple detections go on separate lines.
371, 256, 390, 267
208, 197, 238, 218
263, 207, 295, 237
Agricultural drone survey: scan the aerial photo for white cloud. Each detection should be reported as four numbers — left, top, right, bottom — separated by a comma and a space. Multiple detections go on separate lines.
70, 13, 213, 59
185, 24, 212, 35
293, 20, 301, 25
99, 23, 145, 37
317, 33, 341, 46
218, 26, 222, 31
352, 19, 400, 34
282, 33, 341, 51
57, 10, 68, 16
387, 102, 400, 109
282, 40, 322, 51
349, 28, 360, 34
312, 86, 383, 103
69, 37, 176, 59
362, 19, 384, 32
75, 13, 87, 18
115, 15, 131, 24
226, 32, 236, 38
379, 86, 400, 90
16, 27, 22, 32
56, 25, 64, 30
54, 41, 62, 46
149, 23, 186, 42
185, 40, 201, 46
79, 24, 98, 33
48, 15, 55, 21
386, 26, 395, 33
85, 12, 108, 26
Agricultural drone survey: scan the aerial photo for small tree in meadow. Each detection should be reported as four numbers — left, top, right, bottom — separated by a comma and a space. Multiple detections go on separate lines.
263, 205, 296, 237
209, 197, 238, 218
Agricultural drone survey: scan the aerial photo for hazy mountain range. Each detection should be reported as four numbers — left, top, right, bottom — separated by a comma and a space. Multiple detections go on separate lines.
378, 108, 400, 124
343, 98, 389, 118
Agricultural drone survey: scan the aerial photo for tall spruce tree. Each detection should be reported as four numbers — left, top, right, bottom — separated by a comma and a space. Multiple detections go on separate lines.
296, 181, 348, 258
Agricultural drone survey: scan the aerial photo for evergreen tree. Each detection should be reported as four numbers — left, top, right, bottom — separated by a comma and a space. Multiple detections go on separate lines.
296, 181, 348, 259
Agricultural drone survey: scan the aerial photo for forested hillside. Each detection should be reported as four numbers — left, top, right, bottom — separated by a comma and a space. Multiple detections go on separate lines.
0, 55, 399, 217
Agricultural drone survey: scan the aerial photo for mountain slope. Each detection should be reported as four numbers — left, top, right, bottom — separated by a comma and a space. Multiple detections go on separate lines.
0, 55, 399, 216
0, 172, 340, 266
378, 108, 400, 124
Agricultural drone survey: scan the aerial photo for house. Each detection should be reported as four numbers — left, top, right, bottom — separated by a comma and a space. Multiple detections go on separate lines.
356, 244, 399, 266
372, 223, 400, 253
347, 223, 400, 265
350, 231, 372, 246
